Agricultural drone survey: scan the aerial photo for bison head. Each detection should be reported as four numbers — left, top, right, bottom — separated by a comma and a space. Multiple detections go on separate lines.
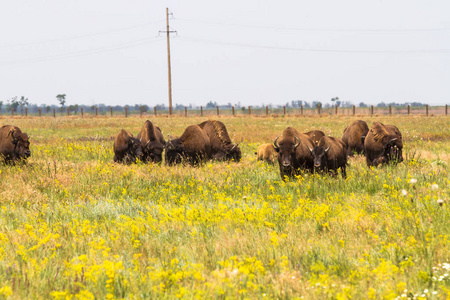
9, 128, 31, 160
226, 144, 241, 162
128, 137, 143, 162
143, 140, 164, 163
383, 137, 403, 164
308, 144, 330, 170
274, 135, 300, 169
165, 139, 184, 166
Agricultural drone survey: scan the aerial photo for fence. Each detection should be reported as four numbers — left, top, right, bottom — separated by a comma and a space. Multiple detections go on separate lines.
1, 104, 448, 118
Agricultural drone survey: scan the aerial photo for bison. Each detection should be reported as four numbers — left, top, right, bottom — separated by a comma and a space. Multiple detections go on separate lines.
342, 120, 369, 156
256, 143, 278, 164
113, 129, 143, 164
273, 127, 315, 179
165, 125, 211, 166
308, 136, 348, 177
198, 120, 241, 162
364, 122, 403, 167
0, 125, 31, 164
304, 130, 326, 146
136, 120, 165, 163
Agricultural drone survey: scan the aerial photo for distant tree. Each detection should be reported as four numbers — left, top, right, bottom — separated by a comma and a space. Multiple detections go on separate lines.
140, 105, 149, 113
56, 94, 66, 107
377, 102, 387, 107
206, 101, 217, 109
0, 101, 3, 112
359, 102, 367, 107
18, 96, 29, 114
90, 105, 96, 111
69, 105, 79, 114
45, 106, 51, 113
7, 97, 19, 112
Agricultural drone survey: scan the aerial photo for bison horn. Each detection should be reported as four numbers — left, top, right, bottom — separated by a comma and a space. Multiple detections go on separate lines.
307, 145, 313, 153
273, 136, 280, 149
325, 145, 331, 153
230, 144, 237, 151
389, 138, 397, 144
294, 136, 301, 149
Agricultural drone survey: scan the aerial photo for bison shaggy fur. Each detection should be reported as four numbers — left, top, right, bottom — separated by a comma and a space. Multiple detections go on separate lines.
308, 136, 348, 177
364, 122, 403, 167
136, 120, 165, 163
198, 120, 241, 162
342, 120, 369, 156
113, 129, 143, 164
256, 143, 278, 164
0, 125, 31, 164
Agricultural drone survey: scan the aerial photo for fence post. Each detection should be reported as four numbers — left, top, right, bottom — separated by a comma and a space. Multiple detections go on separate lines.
53, 108, 56, 118
388, 105, 391, 115
217, 106, 220, 116
266, 106, 268, 116
232, 106, 235, 116
283, 106, 286, 115
335, 104, 338, 115
39, 109, 41, 117
67, 107, 70, 116
154, 106, 157, 116
11, 108, 14, 116
301, 105, 303, 115
125, 107, 128, 118
185, 107, 187, 117
201, 106, 203, 117
25, 108, 28, 117
140, 106, 143, 118
353, 105, 355, 116
110, 107, 113, 117
446, 104, 448, 116
370, 105, 374, 116
248, 106, 251, 115
408, 105, 410, 115
426, 104, 429, 116
81, 107, 84, 117
95, 107, 98, 117
318, 104, 321, 115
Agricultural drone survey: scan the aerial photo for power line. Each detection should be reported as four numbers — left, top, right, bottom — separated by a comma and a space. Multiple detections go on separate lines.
0, 19, 164, 48
180, 36, 450, 54
177, 17, 450, 33
0, 37, 163, 66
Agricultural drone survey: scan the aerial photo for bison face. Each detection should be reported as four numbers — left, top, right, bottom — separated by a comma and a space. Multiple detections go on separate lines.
308, 145, 330, 170
226, 144, 241, 162
165, 140, 184, 166
143, 141, 164, 163
129, 137, 143, 161
384, 138, 403, 164
11, 131, 31, 160
274, 136, 300, 169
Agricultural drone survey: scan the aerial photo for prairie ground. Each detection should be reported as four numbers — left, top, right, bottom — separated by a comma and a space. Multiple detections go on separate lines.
0, 115, 449, 299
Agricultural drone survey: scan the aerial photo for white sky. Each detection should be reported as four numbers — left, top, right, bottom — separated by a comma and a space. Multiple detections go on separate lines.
0, 0, 449, 107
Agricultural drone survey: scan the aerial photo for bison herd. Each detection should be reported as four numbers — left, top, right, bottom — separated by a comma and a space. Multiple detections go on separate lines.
0, 120, 403, 179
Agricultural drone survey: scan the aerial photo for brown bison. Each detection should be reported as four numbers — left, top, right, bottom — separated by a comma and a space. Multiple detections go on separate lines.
0, 125, 31, 164
273, 127, 315, 179
342, 120, 369, 156
136, 120, 165, 163
113, 129, 143, 164
165, 125, 211, 166
198, 120, 241, 162
364, 122, 403, 167
308, 136, 348, 177
304, 130, 326, 146
256, 143, 278, 164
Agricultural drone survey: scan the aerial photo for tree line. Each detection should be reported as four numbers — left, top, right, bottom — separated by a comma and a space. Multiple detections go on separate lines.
0, 95, 430, 115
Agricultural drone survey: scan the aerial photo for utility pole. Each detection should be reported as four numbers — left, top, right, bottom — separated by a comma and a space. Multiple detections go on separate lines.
160, 8, 177, 115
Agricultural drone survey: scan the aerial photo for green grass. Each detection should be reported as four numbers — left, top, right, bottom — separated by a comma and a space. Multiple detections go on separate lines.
0, 115, 449, 299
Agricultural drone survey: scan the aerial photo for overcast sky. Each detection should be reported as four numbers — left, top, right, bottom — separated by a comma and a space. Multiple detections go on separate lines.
1, 0, 449, 107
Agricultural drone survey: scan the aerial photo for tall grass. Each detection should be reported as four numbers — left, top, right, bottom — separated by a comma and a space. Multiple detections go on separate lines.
0, 115, 449, 299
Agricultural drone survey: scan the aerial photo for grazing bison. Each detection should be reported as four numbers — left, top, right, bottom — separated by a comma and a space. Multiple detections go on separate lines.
256, 143, 278, 164
198, 120, 241, 162
136, 120, 165, 163
342, 120, 369, 156
165, 125, 211, 166
364, 122, 403, 167
0, 125, 31, 164
273, 127, 315, 179
304, 130, 326, 146
308, 136, 348, 177
113, 129, 143, 164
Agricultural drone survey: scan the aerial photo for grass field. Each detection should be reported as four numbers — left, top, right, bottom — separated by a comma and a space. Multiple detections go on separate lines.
0, 115, 449, 299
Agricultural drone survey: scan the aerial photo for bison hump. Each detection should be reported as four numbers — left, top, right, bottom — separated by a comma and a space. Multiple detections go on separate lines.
370, 122, 389, 142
